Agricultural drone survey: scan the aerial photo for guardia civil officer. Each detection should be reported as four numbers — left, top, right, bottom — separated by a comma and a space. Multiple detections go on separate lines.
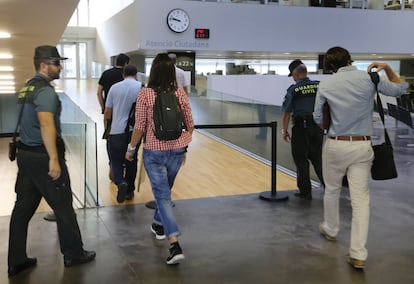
281, 59, 324, 200
7, 45, 96, 277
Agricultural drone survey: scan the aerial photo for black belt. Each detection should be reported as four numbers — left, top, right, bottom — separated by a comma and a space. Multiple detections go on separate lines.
18, 138, 65, 153
18, 142, 47, 153
329, 136, 371, 141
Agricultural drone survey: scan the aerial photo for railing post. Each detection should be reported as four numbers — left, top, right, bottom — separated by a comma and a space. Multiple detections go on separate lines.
259, 121, 289, 202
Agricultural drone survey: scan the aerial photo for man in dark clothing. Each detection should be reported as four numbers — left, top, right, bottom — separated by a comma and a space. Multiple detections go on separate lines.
97, 53, 130, 113
281, 59, 324, 200
7, 45, 96, 277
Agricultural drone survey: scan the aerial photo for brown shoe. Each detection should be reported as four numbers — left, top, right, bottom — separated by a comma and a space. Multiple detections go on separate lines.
347, 254, 366, 269
319, 223, 337, 241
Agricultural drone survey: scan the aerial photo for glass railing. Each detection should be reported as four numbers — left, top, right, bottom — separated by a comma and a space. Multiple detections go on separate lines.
188, 87, 305, 181
0, 92, 99, 208
59, 92, 98, 208
186, 0, 414, 11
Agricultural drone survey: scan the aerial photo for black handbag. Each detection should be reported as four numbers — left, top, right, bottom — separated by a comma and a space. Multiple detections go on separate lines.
370, 72, 398, 180
9, 95, 26, 161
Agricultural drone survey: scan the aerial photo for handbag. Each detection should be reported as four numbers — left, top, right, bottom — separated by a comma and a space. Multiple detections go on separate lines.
369, 72, 398, 180
322, 102, 331, 132
9, 94, 26, 161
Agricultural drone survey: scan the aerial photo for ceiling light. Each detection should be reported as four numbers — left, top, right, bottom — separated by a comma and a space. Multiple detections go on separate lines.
0, 53, 13, 59
0, 32, 11, 38
0, 66, 14, 71
0, 74, 14, 79
0, 89, 16, 94
0, 81, 15, 85
0, 85, 15, 90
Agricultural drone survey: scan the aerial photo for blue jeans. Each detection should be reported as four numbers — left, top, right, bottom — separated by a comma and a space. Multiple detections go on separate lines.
108, 132, 139, 191
143, 148, 186, 238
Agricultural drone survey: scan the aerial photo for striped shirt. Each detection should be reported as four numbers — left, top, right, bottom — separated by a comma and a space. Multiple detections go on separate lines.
134, 87, 194, 150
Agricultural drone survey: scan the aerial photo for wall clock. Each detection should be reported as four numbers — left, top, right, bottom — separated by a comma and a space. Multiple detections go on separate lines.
167, 8, 190, 33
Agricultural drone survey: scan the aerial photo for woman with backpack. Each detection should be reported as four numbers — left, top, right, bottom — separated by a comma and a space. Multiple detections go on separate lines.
125, 53, 194, 265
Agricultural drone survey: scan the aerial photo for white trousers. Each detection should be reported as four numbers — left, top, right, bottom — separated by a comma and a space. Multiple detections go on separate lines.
321, 138, 374, 261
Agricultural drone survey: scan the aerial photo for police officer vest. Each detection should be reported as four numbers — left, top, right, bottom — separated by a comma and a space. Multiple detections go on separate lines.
291, 79, 319, 118
17, 76, 52, 104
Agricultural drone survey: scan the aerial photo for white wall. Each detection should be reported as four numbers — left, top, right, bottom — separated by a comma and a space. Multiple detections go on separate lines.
96, 0, 414, 59
207, 74, 329, 105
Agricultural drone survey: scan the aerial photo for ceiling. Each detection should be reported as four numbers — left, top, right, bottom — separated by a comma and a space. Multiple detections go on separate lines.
0, 0, 79, 91
2, 0, 414, 92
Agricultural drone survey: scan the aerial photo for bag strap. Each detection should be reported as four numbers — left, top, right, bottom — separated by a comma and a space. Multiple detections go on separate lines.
12, 95, 26, 143
124, 102, 136, 133
369, 72, 392, 146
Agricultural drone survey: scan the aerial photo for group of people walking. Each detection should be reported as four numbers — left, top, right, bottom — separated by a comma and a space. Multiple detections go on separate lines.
7, 44, 407, 277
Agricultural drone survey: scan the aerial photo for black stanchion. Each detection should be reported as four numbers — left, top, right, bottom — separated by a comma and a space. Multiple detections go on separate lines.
259, 121, 289, 202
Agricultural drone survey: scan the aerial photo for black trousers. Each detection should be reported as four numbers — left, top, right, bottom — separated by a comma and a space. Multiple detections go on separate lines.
291, 122, 324, 195
8, 149, 84, 267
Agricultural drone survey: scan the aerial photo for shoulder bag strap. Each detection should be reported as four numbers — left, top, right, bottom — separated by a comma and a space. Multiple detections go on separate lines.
370, 72, 392, 146
12, 95, 26, 143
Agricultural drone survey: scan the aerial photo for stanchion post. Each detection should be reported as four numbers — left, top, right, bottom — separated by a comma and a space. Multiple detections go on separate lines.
259, 121, 289, 202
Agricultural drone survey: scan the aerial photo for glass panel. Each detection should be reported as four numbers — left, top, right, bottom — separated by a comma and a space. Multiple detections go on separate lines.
188, 88, 300, 178
79, 42, 87, 79
77, 0, 89, 26
62, 44, 78, 78
59, 92, 98, 208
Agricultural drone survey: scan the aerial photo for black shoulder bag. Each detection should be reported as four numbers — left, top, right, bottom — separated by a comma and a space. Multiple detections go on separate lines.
9, 97, 26, 161
369, 72, 398, 180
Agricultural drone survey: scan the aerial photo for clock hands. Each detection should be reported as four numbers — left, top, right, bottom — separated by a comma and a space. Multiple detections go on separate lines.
171, 17, 181, 22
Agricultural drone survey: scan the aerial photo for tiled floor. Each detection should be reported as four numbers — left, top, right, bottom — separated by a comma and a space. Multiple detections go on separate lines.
1, 180, 414, 283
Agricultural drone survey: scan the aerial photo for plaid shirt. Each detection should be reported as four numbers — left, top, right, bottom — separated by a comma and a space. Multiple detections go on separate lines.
134, 87, 194, 150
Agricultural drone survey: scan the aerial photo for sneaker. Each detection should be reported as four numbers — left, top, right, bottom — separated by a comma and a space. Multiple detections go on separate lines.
117, 183, 128, 203
166, 242, 185, 265
346, 254, 366, 269
319, 223, 337, 241
151, 223, 166, 240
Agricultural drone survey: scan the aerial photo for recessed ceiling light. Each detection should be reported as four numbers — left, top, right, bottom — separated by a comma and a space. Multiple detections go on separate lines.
0, 85, 15, 90
0, 74, 14, 79
0, 89, 16, 94
0, 66, 14, 71
0, 32, 11, 38
0, 53, 13, 59
0, 81, 15, 85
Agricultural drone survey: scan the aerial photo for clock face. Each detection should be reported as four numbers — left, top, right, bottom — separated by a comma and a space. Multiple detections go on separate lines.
167, 9, 190, 33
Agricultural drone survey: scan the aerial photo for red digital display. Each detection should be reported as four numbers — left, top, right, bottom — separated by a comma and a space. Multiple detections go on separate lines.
195, 29, 210, 39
